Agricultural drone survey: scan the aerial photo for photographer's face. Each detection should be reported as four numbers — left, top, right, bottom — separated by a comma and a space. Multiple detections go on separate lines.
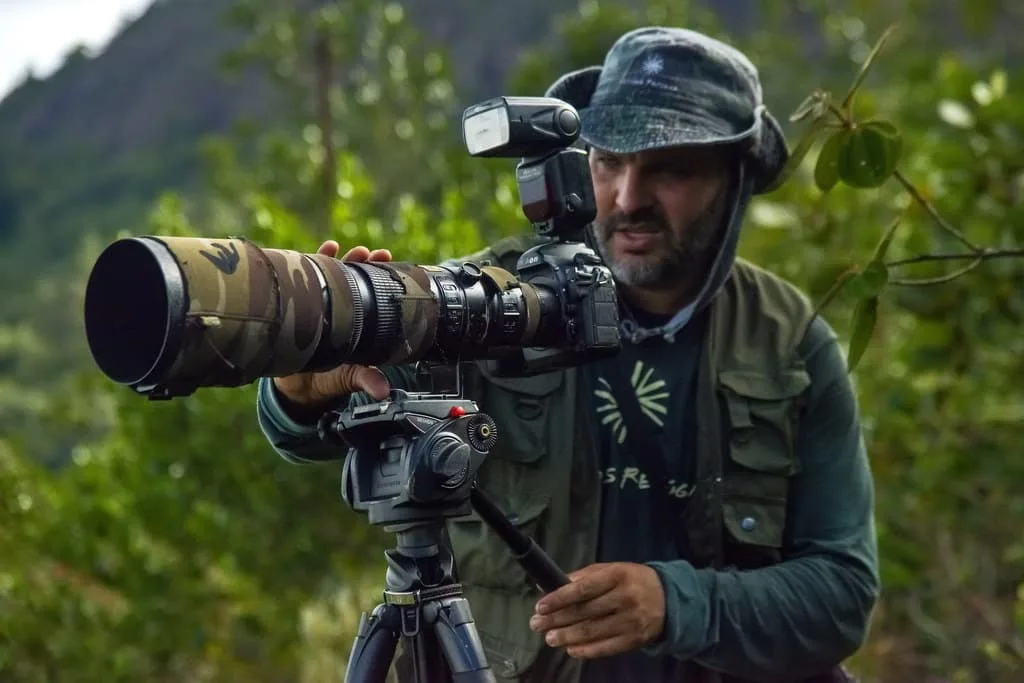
589, 145, 731, 293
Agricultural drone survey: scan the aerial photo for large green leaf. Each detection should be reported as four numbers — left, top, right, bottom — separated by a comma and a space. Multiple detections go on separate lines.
847, 259, 890, 300
847, 295, 879, 373
837, 120, 904, 189
814, 129, 848, 192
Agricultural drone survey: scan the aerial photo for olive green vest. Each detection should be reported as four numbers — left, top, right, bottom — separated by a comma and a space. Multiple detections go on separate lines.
438, 235, 816, 683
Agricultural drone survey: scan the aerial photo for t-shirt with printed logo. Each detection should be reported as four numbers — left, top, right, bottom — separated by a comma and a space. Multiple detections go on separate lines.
579, 306, 707, 682
585, 306, 706, 565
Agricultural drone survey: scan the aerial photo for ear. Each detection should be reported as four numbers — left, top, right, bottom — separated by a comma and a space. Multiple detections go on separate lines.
747, 109, 789, 194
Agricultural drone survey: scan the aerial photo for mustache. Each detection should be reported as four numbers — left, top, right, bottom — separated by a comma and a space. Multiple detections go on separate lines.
602, 209, 669, 233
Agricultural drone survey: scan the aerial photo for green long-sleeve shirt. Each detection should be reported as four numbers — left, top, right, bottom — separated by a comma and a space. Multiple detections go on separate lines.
600, 312, 880, 682
256, 312, 880, 682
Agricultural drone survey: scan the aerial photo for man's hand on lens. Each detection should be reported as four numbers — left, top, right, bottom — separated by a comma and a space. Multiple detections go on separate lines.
529, 562, 666, 659
272, 241, 393, 409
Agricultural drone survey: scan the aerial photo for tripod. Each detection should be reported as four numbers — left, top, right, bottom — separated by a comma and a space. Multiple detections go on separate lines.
317, 362, 570, 683
342, 523, 489, 683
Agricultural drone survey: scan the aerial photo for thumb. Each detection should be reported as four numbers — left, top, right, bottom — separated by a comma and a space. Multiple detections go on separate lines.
352, 366, 391, 401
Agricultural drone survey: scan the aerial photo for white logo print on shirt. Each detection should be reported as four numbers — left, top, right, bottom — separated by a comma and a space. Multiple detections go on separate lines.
593, 360, 670, 445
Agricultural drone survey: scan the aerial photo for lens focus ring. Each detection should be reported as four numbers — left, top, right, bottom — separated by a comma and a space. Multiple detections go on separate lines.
362, 265, 404, 347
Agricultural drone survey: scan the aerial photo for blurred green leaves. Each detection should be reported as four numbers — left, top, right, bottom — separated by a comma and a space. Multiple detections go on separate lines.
776, 22, 1024, 372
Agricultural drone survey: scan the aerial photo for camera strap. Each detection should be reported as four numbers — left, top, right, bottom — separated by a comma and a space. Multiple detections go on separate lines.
600, 359, 690, 556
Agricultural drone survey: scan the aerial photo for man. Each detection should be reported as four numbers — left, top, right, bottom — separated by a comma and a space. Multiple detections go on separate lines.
257, 26, 880, 683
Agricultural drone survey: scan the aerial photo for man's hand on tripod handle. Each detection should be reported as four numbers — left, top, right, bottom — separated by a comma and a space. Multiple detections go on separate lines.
272, 242, 394, 417
529, 562, 666, 659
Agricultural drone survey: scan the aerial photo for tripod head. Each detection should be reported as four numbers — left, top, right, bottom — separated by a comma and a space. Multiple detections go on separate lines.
319, 363, 492, 533
318, 360, 567, 589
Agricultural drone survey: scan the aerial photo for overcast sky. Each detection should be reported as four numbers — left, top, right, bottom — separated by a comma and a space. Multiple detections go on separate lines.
0, 0, 154, 101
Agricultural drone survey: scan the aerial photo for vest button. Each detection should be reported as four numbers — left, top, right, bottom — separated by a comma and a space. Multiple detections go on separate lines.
741, 516, 756, 531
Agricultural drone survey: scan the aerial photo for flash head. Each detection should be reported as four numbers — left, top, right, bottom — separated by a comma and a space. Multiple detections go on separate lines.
462, 96, 581, 159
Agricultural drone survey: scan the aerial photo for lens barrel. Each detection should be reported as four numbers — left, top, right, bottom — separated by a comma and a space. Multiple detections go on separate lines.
82, 236, 560, 393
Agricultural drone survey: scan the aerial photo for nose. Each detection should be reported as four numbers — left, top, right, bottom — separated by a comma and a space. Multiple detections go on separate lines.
614, 165, 653, 216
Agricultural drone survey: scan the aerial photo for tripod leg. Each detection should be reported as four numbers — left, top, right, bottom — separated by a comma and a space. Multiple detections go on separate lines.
400, 625, 448, 683
428, 596, 497, 683
344, 603, 402, 683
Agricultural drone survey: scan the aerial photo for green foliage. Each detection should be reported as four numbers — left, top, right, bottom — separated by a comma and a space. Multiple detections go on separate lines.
0, 386, 389, 681
774, 24, 1024, 378
737, 20, 1024, 679
218, 0, 474, 232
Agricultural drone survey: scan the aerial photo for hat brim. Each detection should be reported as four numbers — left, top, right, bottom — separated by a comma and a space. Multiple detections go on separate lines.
545, 65, 602, 110
579, 104, 756, 154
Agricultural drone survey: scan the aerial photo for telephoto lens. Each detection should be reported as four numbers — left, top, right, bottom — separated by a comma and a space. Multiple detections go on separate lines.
82, 236, 562, 395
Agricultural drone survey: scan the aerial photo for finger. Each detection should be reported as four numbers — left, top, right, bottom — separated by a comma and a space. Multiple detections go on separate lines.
341, 246, 371, 261
566, 633, 642, 660
317, 240, 340, 257
544, 612, 629, 650
535, 569, 617, 615
368, 248, 392, 262
530, 589, 622, 632
353, 365, 391, 401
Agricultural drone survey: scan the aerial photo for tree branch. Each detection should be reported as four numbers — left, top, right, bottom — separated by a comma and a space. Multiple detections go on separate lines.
891, 170, 979, 252
889, 258, 984, 285
887, 247, 1024, 267
885, 248, 1024, 285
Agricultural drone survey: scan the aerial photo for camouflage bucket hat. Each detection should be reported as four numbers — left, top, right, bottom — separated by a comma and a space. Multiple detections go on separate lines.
545, 26, 789, 194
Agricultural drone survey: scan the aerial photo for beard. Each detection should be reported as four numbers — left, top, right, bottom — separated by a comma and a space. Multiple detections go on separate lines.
591, 188, 730, 292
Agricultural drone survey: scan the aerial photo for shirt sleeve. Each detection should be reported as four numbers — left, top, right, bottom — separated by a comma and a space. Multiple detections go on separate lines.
256, 364, 422, 465
642, 315, 881, 680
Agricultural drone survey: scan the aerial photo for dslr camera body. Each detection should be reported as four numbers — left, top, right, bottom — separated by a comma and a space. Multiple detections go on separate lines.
459, 95, 620, 376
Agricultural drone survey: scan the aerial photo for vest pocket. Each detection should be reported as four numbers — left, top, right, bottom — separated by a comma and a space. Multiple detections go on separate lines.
456, 583, 548, 680
718, 368, 810, 476
448, 495, 551, 593
474, 365, 565, 466
718, 368, 810, 551
722, 471, 788, 548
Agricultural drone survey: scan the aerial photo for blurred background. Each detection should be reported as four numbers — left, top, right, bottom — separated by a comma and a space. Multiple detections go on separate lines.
1, 0, 1022, 681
